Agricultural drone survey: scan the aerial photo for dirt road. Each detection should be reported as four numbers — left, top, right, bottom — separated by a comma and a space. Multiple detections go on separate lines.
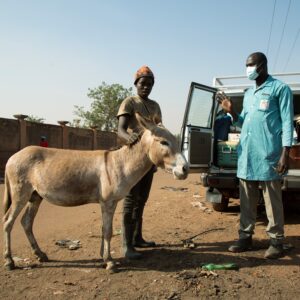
0, 170, 299, 299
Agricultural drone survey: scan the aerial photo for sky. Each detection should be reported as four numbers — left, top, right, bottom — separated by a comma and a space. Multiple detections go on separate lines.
1, 0, 300, 134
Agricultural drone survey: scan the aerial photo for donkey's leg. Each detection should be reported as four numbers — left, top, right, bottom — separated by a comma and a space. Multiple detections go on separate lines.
100, 201, 118, 270
21, 196, 48, 262
3, 190, 31, 270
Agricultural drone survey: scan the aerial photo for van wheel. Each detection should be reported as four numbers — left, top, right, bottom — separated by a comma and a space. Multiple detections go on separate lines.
212, 197, 229, 212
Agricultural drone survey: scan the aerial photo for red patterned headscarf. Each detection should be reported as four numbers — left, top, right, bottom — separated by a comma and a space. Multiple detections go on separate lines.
134, 65, 155, 84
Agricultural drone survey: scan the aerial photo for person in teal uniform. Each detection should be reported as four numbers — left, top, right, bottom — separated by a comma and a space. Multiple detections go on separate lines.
217, 52, 294, 259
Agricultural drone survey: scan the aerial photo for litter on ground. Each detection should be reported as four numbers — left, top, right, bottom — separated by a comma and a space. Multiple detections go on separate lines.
55, 239, 81, 250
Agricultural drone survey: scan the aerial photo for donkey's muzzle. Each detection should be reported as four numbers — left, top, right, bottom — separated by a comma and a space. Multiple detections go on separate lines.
172, 154, 189, 180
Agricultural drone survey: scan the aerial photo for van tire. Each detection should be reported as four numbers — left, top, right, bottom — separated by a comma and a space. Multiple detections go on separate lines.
212, 196, 229, 212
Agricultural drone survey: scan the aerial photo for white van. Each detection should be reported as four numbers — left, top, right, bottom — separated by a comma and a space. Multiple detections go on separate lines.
180, 73, 300, 211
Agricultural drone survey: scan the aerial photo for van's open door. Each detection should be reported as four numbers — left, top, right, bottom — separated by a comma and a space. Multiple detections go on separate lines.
180, 82, 217, 172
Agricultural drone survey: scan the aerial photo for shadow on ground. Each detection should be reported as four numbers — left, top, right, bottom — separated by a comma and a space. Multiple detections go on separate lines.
17, 235, 299, 274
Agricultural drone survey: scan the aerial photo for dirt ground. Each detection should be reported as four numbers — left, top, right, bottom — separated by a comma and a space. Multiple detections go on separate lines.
0, 170, 300, 300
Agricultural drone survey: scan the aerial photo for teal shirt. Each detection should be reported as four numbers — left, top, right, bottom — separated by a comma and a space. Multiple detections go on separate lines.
235, 76, 294, 180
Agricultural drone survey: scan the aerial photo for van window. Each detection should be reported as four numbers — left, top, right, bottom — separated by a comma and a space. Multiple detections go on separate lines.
187, 88, 214, 128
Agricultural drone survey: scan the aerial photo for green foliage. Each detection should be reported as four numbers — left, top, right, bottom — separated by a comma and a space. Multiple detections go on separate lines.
26, 115, 45, 123
69, 118, 83, 128
74, 82, 133, 131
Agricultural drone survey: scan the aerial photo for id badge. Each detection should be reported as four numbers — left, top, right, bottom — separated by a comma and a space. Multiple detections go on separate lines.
259, 99, 269, 111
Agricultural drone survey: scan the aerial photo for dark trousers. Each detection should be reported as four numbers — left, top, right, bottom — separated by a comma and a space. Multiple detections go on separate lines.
123, 167, 154, 224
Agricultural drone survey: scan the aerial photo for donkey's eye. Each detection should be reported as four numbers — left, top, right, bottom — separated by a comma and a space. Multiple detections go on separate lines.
160, 140, 169, 147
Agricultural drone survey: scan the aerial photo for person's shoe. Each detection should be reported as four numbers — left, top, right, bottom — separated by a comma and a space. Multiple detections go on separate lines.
228, 236, 252, 253
264, 239, 284, 259
133, 238, 156, 248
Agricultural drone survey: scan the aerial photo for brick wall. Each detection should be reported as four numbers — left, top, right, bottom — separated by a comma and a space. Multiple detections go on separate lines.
0, 117, 117, 178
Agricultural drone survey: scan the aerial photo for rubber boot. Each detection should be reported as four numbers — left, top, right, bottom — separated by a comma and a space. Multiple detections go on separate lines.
122, 216, 142, 260
264, 238, 284, 259
133, 217, 156, 248
228, 236, 253, 253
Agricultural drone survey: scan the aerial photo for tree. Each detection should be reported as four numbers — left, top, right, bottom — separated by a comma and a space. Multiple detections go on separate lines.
74, 82, 133, 131
25, 115, 45, 123
69, 118, 83, 128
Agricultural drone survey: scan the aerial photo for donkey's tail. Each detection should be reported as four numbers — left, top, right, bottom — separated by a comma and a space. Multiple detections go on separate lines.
3, 172, 12, 215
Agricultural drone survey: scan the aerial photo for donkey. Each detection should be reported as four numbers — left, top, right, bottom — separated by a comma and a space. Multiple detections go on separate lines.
3, 116, 189, 270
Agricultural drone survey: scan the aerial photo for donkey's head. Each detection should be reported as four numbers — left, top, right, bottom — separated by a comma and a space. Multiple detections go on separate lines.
137, 114, 189, 180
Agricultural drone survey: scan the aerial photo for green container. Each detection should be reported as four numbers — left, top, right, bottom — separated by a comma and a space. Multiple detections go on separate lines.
217, 141, 238, 168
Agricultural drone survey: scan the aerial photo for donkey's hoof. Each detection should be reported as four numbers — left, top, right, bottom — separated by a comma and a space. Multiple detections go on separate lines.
105, 261, 116, 271
4, 261, 15, 271
37, 252, 49, 262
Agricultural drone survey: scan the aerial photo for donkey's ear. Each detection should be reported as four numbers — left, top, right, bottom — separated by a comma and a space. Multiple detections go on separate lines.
135, 113, 155, 131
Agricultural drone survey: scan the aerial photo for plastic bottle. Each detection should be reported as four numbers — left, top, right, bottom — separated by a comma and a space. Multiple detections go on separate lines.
202, 263, 238, 271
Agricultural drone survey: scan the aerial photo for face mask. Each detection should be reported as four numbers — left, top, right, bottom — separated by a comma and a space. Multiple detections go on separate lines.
246, 65, 259, 80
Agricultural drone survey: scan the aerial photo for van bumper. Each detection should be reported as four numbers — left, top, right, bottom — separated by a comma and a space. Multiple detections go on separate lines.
203, 173, 300, 191
205, 173, 239, 189
282, 175, 300, 191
